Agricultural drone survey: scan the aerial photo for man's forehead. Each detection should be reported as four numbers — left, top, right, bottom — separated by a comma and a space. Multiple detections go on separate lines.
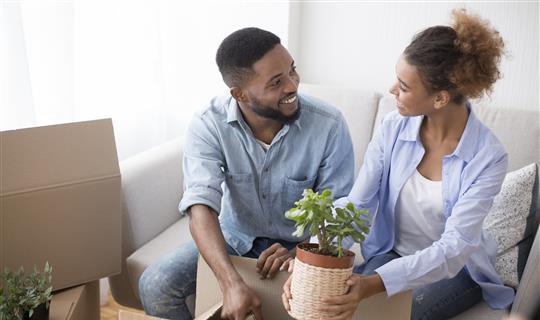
251, 44, 293, 77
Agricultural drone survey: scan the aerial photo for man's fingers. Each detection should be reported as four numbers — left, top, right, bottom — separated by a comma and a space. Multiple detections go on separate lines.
256, 243, 281, 271
251, 303, 263, 320
265, 255, 286, 279
260, 247, 289, 278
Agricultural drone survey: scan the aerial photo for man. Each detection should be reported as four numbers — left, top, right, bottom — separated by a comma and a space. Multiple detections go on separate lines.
139, 27, 354, 320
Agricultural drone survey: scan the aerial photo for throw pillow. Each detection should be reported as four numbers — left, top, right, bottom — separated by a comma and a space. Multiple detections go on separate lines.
484, 163, 538, 288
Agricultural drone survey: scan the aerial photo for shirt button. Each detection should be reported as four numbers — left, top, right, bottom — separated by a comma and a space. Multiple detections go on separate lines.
264, 167, 269, 172
262, 194, 267, 199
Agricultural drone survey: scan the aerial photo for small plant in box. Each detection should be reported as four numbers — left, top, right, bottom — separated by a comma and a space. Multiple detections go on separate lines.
285, 189, 370, 320
0, 262, 53, 320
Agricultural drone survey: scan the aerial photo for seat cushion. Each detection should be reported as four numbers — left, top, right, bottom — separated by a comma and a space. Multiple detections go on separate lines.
449, 301, 507, 320
126, 217, 196, 313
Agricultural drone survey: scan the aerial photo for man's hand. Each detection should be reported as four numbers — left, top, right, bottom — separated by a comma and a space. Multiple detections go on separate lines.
221, 281, 263, 320
317, 274, 385, 320
256, 243, 293, 279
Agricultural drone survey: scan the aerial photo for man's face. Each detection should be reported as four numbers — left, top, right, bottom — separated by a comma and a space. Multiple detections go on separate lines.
241, 44, 301, 123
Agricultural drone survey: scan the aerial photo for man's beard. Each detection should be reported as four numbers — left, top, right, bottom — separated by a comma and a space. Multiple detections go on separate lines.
250, 98, 301, 124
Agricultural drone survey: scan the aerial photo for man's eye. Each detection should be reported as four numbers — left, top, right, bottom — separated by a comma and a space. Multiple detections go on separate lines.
273, 79, 282, 86
290, 66, 297, 74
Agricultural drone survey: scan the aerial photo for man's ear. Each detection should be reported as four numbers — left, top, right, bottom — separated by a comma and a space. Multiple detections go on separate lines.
434, 90, 451, 110
230, 87, 248, 102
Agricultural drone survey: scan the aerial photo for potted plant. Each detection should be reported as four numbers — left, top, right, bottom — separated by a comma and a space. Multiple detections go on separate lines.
0, 262, 53, 320
285, 189, 370, 320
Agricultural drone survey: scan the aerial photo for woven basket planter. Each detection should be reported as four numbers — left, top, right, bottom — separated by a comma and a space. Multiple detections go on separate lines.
288, 243, 355, 320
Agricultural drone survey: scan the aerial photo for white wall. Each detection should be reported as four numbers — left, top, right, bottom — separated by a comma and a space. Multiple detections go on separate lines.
292, 2, 539, 111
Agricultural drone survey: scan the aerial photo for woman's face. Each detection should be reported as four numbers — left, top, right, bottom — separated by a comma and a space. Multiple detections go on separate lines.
389, 54, 437, 116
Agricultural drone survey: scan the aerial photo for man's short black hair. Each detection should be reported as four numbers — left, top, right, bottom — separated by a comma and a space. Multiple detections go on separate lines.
216, 27, 281, 88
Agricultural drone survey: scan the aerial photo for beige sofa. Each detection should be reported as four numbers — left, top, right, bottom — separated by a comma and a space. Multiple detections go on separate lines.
108, 83, 540, 319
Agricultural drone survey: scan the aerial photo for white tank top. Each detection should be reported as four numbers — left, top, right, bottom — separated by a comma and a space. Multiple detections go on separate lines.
393, 169, 445, 257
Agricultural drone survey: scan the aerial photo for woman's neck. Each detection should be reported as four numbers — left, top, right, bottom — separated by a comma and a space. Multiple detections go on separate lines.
422, 102, 469, 143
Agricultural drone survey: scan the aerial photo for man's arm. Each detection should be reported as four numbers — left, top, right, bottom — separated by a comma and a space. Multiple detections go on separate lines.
189, 204, 262, 320
181, 112, 262, 320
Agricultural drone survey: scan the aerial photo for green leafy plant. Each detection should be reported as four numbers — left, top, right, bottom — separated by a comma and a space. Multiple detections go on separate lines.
285, 189, 370, 257
0, 262, 53, 320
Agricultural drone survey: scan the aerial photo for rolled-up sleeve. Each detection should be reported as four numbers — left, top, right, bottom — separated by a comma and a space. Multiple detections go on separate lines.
376, 146, 508, 296
178, 114, 225, 216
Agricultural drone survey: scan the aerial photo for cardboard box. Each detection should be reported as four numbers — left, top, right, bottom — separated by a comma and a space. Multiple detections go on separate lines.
195, 255, 412, 320
0, 119, 122, 290
50, 280, 100, 320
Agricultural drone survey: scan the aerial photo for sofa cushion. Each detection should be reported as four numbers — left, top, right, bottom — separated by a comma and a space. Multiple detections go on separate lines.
484, 163, 538, 288
449, 300, 507, 320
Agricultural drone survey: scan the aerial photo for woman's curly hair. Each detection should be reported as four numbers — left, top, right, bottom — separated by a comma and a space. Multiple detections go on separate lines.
404, 9, 505, 103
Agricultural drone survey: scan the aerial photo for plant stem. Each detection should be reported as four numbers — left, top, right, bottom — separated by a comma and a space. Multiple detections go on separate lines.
337, 236, 343, 258
318, 223, 328, 254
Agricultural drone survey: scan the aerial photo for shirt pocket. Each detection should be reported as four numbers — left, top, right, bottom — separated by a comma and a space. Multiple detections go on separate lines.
281, 176, 316, 224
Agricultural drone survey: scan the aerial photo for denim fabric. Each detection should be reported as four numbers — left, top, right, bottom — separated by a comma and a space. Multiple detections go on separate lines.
179, 95, 355, 255
139, 237, 298, 320
355, 251, 483, 320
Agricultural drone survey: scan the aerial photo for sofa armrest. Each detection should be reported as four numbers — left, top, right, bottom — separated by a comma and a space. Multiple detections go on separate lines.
511, 226, 540, 315
121, 137, 185, 253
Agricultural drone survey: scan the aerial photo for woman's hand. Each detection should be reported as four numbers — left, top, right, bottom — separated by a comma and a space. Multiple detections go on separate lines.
281, 260, 295, 311
318, 273, 386, 320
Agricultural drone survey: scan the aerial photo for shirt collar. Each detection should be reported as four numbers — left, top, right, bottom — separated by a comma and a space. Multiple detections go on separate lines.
400, 101, 479, 163
225, 96, 302, 130
448, 102, 479, 163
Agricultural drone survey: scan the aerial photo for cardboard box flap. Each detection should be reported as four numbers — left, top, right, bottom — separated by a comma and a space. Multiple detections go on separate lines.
196, 255, 412, 320
0, 119, 120, 196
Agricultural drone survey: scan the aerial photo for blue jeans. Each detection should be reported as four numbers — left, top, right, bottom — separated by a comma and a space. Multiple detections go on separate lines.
354, 251, 483, 320
138, 237, 298, 320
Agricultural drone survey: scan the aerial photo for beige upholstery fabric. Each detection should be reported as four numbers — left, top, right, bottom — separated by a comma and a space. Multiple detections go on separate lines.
109, 138, 185, 308
127, 218, 195, 314
450, 301, 507, 320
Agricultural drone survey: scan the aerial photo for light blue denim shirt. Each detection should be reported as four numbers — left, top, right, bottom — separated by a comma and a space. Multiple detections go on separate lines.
179, 94, 354, 255
337, 104, 515, 309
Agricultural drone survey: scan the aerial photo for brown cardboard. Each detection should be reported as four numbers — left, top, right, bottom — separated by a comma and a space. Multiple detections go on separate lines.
118, 310, 166, 320
0, 119, 122, 290
50, 280, 100, 320
195, 255, 412, 320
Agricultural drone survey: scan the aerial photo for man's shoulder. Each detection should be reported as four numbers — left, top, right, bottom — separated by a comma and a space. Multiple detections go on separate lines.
298, 94, 343, 122
195, 95, 231, 120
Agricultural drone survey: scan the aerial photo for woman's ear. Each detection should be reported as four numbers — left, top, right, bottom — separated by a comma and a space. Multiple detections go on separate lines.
434, 90, 451, 109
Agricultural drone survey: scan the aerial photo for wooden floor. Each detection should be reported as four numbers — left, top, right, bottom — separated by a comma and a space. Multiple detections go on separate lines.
101, 290, 146, 320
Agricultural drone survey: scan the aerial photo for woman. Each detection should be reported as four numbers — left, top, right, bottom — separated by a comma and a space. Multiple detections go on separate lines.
283, 9, 514, 320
